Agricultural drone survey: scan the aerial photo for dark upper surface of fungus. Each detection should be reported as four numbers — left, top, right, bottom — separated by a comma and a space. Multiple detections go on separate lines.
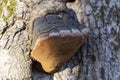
32, 12, 87, 47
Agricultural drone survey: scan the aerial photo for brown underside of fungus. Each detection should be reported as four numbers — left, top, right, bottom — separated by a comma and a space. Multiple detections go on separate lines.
31, 30, 89, 73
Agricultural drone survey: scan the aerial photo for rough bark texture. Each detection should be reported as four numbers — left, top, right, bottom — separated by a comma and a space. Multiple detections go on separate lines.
0, 0, 119, 80
0, 0, 32, 79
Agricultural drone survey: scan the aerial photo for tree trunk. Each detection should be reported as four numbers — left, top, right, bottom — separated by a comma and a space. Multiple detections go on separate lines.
0, 0, 119, 80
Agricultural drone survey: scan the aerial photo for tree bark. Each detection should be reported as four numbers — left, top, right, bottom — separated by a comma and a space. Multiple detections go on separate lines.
0, 0, 32, 79
0, 0, 120, 80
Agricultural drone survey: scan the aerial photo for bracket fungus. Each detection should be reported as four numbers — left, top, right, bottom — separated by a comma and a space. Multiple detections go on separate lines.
30, 12, 89, 73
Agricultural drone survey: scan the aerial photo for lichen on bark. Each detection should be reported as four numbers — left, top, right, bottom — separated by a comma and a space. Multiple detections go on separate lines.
0, 0, 16, 22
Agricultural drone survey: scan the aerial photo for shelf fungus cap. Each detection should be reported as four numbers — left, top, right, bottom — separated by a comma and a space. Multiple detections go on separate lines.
31, 13, 90, 73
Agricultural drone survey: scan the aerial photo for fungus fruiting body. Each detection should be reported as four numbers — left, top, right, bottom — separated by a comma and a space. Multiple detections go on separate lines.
31, 13, 89, 73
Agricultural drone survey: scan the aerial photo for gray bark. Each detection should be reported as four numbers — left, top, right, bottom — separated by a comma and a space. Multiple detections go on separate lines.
0, 0, 32, 79
0, 0, 120, 80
